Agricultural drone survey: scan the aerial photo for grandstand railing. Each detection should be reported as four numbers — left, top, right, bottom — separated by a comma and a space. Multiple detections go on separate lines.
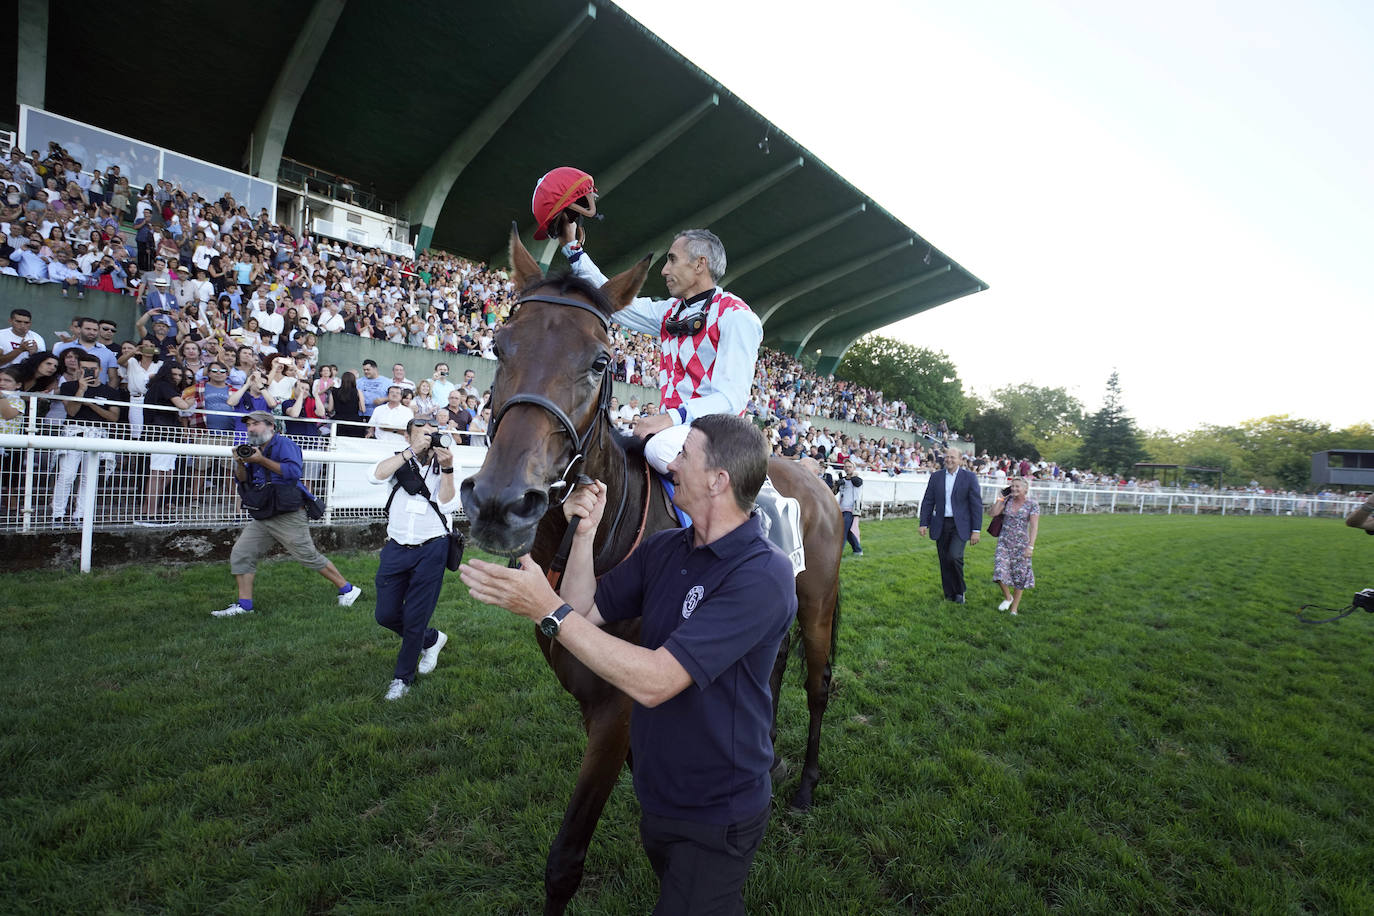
0, 394, 490, 570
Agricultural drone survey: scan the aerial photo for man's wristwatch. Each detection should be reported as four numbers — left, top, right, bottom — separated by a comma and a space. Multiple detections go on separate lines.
539, 603, 574, 638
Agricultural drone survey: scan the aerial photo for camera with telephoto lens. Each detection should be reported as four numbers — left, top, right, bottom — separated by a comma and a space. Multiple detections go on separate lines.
234, 444, 257, 459
1355, 589, 1374, 612
428, 431, 455, 450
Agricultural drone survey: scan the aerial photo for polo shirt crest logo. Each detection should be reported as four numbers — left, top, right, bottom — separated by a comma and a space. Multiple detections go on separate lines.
681, 585, 704, 619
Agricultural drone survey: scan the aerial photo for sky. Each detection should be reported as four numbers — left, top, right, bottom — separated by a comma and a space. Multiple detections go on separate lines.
615, 0, 1373, 434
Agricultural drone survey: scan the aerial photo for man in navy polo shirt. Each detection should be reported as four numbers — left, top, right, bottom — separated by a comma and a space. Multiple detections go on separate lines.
461, 414, 796, 914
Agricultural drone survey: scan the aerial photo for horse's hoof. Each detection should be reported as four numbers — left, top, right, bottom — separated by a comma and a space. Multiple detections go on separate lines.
788, 790, 813, 811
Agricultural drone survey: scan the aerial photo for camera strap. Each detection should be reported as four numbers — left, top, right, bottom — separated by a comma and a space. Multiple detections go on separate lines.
1296, 603, 1359, 624
384, 458, 453, 535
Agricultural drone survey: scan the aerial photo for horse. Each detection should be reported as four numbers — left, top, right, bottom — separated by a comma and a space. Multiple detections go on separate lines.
459, 227, 843, 914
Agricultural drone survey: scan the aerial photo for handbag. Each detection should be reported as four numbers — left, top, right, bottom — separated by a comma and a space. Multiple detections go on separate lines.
987, 512, 1004, 537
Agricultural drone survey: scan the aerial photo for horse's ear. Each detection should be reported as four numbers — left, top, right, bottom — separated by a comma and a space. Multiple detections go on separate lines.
508, 222, 543, 289
600, 253, 653, 312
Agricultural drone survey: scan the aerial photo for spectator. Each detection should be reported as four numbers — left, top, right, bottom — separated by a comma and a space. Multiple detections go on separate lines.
357, 359, 389, 417
137, 361, 192, 525
918, 450, 984, 604
370, 386, 414, 444
51, 352, 120, 526
990, 477, 1040, 615
0, 309, 44, 368
330, 370, 367, 438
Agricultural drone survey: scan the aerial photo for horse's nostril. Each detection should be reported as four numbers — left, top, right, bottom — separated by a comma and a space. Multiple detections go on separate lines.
517, 489, 548, 520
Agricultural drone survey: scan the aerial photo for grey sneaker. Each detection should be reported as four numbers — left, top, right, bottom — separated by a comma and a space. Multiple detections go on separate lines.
384, 678, 410, 701
418, 631, 448, 675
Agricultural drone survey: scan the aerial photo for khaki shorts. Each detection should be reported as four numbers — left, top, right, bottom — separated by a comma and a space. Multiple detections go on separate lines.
229, 509, 329, 574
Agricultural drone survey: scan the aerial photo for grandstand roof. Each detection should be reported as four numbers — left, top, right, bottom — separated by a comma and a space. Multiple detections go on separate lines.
5, 0, 986, 370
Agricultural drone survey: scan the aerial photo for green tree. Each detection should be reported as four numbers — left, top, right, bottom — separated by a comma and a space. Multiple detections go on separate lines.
964, 407, 1036, 458
836, 336, 967, 427
1079, 371, 1146, 476
989, 383, 1085, 443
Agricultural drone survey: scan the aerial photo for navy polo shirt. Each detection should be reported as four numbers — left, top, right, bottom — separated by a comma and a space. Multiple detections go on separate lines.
595, 515, 798, 825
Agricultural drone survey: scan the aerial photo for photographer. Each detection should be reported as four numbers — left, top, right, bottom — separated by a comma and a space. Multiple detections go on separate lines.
212, 411, 361, 617
368, 419, 460, 701
51, 353, 120, 526
1346, 494, 1374, 535
836, 459, 864, 557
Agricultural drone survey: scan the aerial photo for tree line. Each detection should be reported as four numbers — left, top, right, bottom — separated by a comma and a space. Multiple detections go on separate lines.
833, 336, 1372, 491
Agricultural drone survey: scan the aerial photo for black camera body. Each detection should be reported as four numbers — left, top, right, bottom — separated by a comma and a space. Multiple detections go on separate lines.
428, 431, 455, 450
234, 444, 257, 459
1354, 589, 1374, 612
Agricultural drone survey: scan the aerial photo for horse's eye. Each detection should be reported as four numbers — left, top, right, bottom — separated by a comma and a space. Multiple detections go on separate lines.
592, 354, 610, 373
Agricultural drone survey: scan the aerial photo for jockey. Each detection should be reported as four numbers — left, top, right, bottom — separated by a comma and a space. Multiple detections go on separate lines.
531, 167, 763, 476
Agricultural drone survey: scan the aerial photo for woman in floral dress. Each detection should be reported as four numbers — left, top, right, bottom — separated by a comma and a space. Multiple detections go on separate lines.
991, 476, 1039, 615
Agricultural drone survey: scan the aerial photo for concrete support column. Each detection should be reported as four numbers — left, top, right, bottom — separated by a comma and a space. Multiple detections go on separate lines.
16, 0, 49, 110
248, 0, 348, 182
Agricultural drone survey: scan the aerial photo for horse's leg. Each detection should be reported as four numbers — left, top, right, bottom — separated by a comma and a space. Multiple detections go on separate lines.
789, 581, 837, 811
767, 629, 792, 780
543, 692, 633, 915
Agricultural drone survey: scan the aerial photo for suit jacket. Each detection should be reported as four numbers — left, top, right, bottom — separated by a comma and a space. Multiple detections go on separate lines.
919, 467, 984, 541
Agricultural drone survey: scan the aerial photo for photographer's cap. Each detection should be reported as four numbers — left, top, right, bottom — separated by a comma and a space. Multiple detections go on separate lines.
244, 410, 275, 425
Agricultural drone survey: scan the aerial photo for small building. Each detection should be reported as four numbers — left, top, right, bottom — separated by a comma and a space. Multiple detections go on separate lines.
1311, 450, 1374, 487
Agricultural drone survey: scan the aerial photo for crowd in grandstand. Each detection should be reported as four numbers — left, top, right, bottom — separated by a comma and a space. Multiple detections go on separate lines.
1, 143, 1350, 513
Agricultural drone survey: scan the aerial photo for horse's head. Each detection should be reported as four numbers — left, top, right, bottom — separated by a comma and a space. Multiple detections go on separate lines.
459, 226, 650, 556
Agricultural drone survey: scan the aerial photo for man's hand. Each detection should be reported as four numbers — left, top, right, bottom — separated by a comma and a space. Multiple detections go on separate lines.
563, 479, 607, 531
969, 531, 981, 546
459, 555, 562, 623
432, 445, 453, 468
919, 526, 928, 538
631, 413, 674, 439
556, 214, 584, 248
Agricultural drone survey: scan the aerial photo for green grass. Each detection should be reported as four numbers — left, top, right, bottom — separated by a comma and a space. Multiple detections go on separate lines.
2, 515, 1372, 914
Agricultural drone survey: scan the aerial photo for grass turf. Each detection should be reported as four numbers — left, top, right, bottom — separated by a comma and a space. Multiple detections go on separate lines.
1, 514, 1371, 914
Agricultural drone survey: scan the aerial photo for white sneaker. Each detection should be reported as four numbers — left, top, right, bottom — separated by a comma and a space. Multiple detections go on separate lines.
338, 585, 363, 607
998, 599, 1012, 611
212, 602, 252, 617
418, 631, 448, 675
384, 678, 410, 701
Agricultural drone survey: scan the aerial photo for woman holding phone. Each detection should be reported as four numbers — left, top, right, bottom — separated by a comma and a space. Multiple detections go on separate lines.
990, 476, 1039, 615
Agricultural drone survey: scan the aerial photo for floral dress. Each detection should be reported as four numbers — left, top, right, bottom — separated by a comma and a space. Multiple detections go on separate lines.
992, 497, 1038, 589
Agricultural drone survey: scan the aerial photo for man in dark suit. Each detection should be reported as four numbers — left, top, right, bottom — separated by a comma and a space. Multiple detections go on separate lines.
919, 449, 984, 603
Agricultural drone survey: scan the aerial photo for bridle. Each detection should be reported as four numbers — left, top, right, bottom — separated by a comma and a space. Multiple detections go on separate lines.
486, 291, 632, 560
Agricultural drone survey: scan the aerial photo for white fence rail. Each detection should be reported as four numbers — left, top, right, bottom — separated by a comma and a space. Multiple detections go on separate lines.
850, 473, 1361, 520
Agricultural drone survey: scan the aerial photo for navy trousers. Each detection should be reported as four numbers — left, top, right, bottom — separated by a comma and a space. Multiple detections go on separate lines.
374, 538, 446, 683
640, 804, 770, 916
841, 510, 862, 554
935, 523, 968, 600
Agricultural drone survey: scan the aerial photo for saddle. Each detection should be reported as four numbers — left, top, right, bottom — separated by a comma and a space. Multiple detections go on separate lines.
658, 473, 805, 577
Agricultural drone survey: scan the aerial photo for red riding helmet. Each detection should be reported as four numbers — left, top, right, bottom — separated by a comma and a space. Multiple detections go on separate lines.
531, 166, 598, 241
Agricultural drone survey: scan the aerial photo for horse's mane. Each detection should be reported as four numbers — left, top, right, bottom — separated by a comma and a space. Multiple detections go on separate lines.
517, 271, 616, 322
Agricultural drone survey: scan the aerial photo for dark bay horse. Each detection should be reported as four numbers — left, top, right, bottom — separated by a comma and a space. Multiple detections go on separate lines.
459, 227, 843, 914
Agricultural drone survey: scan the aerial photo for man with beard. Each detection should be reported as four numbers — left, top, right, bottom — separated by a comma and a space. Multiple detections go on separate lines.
212, 410, 362, 617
